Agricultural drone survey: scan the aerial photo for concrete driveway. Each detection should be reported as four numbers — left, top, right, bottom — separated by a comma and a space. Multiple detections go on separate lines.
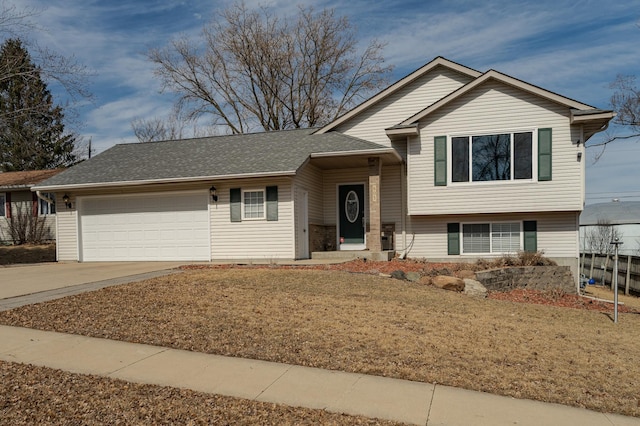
0, 262, 186, 300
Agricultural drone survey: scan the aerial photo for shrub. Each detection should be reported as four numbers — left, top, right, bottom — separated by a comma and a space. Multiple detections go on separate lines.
4, 206, 50, 245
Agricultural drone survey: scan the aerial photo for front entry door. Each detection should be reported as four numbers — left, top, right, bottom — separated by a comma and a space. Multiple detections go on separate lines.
338, 184, 365, 250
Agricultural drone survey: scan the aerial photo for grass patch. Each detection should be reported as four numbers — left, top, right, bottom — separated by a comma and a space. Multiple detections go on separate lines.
0, 268, 639, 417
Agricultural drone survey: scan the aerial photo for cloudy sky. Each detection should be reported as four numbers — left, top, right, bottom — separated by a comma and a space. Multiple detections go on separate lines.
11, 0, 640, 204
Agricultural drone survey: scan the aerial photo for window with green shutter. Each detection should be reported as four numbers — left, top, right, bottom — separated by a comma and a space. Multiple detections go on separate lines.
447, 223, 460, 255
434, 136, 447, 186
538, 128, 552, 181
230, 188, 241, 222
523, 220, 537, 252
266, 186, 278, 221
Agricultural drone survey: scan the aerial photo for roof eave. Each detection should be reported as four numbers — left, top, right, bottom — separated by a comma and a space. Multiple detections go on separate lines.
32, 170, 297, 192
400, 70, 598, 126
385, 125, 419, 137
571, 110, 616, 124
310, 148, 403, 163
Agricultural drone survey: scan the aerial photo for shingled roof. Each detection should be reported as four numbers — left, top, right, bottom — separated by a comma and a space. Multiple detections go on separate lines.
34, 129, 397, 190
0, 169, 65, 190
580, 201, 640, 226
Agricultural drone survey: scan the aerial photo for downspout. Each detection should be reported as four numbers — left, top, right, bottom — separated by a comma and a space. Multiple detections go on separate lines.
35, 190, 54, 205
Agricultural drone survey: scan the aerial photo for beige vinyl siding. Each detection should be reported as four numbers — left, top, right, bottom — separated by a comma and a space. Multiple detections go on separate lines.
322, 168, 369, 225
293, 163, 323, 224
335, 67, 473, 147
210, 178, 295, 260
55, 193, 78, 261
407, 211, 579, 259
380, 164, 403, 249
409, 81, 583, 215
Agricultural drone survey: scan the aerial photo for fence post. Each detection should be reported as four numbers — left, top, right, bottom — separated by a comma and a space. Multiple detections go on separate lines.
589, 253, 595, 279
603, 254, 610, 288
626, 255, 632, 295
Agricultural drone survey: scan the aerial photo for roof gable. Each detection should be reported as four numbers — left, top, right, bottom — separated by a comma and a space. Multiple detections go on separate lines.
315, 57, 481, 134
398, 69, 598, 126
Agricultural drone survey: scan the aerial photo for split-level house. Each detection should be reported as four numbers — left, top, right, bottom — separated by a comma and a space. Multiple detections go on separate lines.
33, 57, 614, 279
1, 169, 62, 244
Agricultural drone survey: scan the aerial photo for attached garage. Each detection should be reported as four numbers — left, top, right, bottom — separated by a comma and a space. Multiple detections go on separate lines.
78, 191, 210, 261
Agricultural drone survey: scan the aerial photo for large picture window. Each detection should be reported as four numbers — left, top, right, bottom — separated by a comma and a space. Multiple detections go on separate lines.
462, 222, 521, 254
451, 132, 532, 183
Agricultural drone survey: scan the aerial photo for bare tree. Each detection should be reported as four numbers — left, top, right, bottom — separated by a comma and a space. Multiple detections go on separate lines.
588, 74, 640, 161
147, 2, 391, 134
131, 109, 189, 142
583, 219, 622, 255
0, 1, 92, 144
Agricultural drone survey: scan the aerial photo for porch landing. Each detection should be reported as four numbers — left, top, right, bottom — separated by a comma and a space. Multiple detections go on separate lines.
311, 250, 395, 262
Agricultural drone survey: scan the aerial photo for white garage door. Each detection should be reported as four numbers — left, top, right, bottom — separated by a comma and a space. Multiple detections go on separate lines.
79, 191, 210, 261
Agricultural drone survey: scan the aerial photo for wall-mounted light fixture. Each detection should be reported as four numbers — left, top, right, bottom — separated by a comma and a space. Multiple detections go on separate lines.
62, 194, 72, 209
577, 152, 582, 160
209, 186, 218, 203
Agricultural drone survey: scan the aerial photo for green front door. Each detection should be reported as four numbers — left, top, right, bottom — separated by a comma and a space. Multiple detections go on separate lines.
338, 184, 365, 247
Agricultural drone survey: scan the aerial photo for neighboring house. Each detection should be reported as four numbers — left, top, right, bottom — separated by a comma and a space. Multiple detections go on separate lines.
33, 57, 613, 280
0, 169, 63, 244
580, 201, 640, 256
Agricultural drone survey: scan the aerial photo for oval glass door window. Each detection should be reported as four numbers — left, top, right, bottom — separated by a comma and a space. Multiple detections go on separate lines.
345, 190, 360, 223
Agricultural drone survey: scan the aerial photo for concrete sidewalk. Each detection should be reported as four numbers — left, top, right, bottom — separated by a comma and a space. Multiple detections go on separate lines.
0, 261, 187, 299
0, 326, 637, 426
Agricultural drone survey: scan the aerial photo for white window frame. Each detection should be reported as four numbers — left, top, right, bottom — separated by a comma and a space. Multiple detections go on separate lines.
461, 221, 522, 254
38, 192, 56, 216
0, 192, 5, 217
448, 129, 537, 185
241, 188, 266, 220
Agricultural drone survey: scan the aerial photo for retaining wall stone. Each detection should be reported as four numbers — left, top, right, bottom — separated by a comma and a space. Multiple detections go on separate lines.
475, 266, 575, 293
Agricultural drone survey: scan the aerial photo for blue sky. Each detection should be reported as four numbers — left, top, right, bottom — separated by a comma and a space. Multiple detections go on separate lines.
12, 0, 640, 204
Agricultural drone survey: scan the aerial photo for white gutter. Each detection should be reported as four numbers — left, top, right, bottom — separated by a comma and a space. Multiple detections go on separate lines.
35, 190, 54, 205
32, 170, 298, 192
310, 148, 403, 162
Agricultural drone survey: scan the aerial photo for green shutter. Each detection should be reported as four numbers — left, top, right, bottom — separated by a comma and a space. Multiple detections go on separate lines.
230, 188, 241, 222
523, 220, 537, 252
447, 223, 460, 255
266, 186, 278, 221
434, 136, 447, 186
538, 128, 552, 181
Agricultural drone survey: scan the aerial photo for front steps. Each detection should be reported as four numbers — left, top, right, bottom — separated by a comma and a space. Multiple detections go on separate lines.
311, 250, 395, 262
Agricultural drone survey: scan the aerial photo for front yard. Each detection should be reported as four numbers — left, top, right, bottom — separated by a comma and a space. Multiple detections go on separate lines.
1, 265, 639, 418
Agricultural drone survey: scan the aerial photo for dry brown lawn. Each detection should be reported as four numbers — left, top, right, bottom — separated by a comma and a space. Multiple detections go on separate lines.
1, 268, 639, 418
0, 361, 397, 425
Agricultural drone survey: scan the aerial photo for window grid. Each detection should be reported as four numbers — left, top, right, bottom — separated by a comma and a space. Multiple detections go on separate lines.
243, 190, 265, 219
451, 131, 533, 183
462, 222, 521, 254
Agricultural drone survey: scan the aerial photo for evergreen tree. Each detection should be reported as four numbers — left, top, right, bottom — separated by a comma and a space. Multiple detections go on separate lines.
0, 38, 76, 171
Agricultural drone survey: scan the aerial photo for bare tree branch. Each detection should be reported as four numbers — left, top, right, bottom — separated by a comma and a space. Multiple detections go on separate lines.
147, 2, 392, 134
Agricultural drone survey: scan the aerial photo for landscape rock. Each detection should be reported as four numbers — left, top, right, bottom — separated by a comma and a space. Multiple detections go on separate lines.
456, 269, 477, 280
419, 276, 432, 286
463, 279, 488, 298
432, 275, 465, 292
405, 271, 421, 282
390, 270, 407, 281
